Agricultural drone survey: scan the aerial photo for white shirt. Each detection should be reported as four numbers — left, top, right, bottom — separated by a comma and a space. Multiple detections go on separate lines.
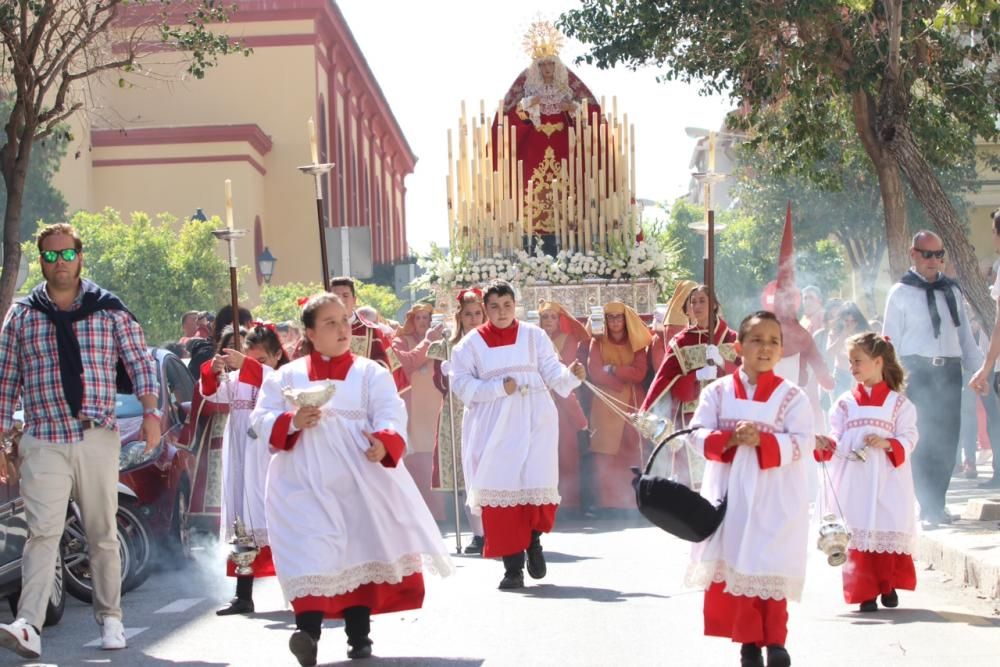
881, 270, 982, 369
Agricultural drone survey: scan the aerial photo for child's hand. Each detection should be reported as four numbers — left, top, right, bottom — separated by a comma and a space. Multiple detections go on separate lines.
292, 406, 323, 430
363, 431, 387, 462
863, 434, 891, 450
815, 435, 835, 451
221, 348, 246, 370
503, 377, 517, 395
733, 421, 760, 447
211, 354, 227, 375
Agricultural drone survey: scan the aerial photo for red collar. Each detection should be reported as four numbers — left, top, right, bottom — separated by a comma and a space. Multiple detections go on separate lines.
478, 319, 519, 348
852, 382, 891, 407
733, 370, 783, 402
307, 350, 355, 381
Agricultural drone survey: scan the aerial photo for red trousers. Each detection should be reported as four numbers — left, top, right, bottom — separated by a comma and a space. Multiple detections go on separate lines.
842, 549, 916, 603
480, 504, 558, 558
704, 582, 788, 647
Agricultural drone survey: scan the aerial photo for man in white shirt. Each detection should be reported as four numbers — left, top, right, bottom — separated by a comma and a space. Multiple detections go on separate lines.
883, 230, 983, 528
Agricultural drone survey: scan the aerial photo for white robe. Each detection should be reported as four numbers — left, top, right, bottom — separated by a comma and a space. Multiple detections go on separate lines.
250, 355, 453, 604
449, 322, 581, 514
686, 371, 814, 601
201, 361, 274, 545
824, 389, 919, 554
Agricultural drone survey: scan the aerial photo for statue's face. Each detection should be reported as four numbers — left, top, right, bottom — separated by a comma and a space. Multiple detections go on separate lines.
539, 60, 555, 82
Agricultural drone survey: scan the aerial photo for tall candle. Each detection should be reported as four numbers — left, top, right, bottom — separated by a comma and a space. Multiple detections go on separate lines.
308, 118, 319, 165
224, 179, 234, 230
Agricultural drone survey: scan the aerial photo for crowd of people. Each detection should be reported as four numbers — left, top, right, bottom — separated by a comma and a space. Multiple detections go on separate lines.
4, 219, 1000, 667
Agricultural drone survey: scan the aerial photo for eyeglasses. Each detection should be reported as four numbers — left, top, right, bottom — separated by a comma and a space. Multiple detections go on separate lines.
914, 248, 945, 260
40, 248, 78, 263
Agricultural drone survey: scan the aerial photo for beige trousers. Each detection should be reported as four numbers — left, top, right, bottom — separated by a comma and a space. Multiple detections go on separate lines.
17, 427, 121, 629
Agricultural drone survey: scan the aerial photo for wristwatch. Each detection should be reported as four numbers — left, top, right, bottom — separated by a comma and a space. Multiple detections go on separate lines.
143, 408, 163, 420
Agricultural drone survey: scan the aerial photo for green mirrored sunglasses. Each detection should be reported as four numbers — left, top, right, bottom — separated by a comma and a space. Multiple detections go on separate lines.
40, 248, 78, 263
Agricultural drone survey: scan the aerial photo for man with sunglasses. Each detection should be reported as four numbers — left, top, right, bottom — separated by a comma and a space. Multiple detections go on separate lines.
883, 230, 982, 529
0, 223, 159, 658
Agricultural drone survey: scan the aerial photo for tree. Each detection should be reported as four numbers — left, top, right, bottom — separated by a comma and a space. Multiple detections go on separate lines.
561, 0, 999, 326
255, 280, 404, 325
0, 97, 67, 241
1, 1, 250, 314
656, 199, 845, 321
21, 209, 231, 344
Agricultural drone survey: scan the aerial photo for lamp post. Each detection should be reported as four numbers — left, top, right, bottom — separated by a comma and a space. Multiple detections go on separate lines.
257, 247, 277, 284
191, 208, 208, 222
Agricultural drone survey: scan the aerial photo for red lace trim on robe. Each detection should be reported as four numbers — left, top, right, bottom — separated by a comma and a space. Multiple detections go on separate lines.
477, 319, 519, 347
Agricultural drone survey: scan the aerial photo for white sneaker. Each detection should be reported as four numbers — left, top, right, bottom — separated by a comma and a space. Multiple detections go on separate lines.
0, 618, 41, 658
100, 616, 127, 650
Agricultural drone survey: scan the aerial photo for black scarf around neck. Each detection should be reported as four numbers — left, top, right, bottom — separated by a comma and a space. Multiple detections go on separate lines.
17, 279, 137, 417
899, 270, 961, 339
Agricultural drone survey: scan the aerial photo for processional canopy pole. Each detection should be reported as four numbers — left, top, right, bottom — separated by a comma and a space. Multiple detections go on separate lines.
298, 118, 336, 291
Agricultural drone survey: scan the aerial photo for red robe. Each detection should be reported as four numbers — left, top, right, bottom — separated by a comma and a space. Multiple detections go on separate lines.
268, 351, 423, 619
550, 332, 588, 510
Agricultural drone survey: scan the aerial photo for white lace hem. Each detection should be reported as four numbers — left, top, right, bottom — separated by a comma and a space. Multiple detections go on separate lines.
468, 488, 561, 514
848, 528, 915, 555
279, 553, 454, 601
685, 561, 804, 602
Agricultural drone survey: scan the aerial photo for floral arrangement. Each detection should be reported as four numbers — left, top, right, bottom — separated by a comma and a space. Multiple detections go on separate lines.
412, 233, 680, 298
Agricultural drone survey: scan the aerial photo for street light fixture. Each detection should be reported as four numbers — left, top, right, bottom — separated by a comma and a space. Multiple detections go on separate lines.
257, 246, 277, 284
191, 208, 208, 222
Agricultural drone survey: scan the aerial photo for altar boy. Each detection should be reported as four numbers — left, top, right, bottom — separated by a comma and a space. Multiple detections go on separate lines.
448, 280, 586, 589
686, 311, 813, 667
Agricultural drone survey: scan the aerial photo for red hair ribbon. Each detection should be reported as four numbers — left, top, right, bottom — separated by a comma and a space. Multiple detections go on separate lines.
251, 320, 278, 333
297, 296, 310, 307
456, 288, 483, 303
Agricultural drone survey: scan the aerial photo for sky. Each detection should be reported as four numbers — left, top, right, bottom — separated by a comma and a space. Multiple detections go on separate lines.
337, 0, 733, 253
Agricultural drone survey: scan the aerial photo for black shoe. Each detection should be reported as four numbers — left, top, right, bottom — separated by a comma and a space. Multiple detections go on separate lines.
498, 571, 524, 590
881, 589, 899, 608
464, 535, 484, 555
978, 476, 1000, 489
740, 643, 764, 667
347, 639, 373, 660
289, 631, 318, 667
526, 534, 547, 580
765, 645, 791, 667
215, 597, 254, 616
859, 599, 878, 612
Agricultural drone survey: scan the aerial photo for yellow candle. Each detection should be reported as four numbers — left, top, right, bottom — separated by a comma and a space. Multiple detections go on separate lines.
224, 179, 234, 230
308, 118, 319, 165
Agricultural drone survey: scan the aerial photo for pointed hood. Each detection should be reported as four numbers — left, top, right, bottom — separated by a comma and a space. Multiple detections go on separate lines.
773, 201, 800, 319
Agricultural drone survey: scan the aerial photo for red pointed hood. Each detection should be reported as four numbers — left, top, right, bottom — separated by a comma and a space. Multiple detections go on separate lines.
773, 201, 799, 319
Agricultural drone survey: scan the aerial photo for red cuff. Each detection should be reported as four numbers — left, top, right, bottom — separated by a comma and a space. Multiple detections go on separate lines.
704, 431, 736, 463
885, 439, 905, 467
200, 360, 219, 396
270, 412, 302, 451
238, 357, 264, 388
813, 444, 835, 463
372, 429, 406, 467
756, 432, 781, 469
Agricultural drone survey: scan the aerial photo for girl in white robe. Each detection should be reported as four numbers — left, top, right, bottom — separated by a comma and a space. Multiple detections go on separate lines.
687, 311, 813, 667
251, 294, 453, 666
449, 280, 585, 590
815, 332, 918, 612
199, 323, 288, 615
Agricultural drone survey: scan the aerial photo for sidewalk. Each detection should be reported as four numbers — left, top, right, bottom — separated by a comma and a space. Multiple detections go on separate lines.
915, 464, 1000, 600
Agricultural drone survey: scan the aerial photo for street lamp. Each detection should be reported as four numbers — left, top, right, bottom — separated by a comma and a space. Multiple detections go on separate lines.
191, 208, 208, 222
257, 246, 277, 284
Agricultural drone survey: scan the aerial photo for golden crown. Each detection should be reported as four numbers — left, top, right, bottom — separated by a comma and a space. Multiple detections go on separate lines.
522, 20, 564, 60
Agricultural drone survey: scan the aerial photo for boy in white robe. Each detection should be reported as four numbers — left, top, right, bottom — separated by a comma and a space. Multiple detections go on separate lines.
449, 280, 586, 589
251, 294, 453, 666
687, 310, 813, 667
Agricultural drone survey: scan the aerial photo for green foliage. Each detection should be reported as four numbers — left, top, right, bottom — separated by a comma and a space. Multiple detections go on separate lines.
0, 98, 68, 239
21, 209, 231, 344
255, 282, 325, 324
255, 280, 404, 325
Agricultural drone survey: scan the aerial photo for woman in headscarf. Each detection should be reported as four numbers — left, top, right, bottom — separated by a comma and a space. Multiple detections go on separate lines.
587, 302, 652, 510
392, 302, 445, 520
538, 301, 590, 512
650, 280, 698, 374
430, 289, 487, 553
641, 285, 740, 486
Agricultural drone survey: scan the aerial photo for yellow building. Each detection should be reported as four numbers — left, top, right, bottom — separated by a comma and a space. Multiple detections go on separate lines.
54, 0, 415, 301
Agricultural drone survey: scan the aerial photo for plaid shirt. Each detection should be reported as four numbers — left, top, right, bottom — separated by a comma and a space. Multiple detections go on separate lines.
0, 284, 158, 443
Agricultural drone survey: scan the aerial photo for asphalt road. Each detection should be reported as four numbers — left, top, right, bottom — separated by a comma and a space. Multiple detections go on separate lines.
4, 517, 1000, 666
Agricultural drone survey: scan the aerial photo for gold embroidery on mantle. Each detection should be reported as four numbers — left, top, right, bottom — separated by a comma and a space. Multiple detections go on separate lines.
527, 147, 561, 234
535, 121, 565, 137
